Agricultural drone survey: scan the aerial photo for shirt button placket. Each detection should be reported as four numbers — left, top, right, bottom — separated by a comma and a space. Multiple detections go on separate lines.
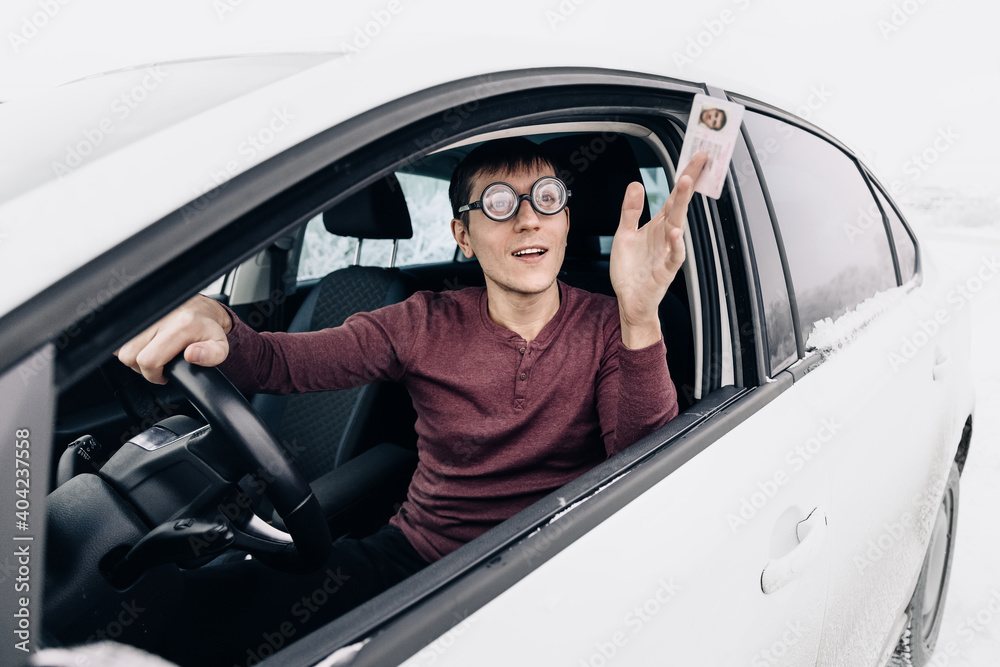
514, 341, 529, 410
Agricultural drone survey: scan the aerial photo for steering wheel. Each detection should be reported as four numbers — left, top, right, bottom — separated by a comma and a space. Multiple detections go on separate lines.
163, 357, 332, 570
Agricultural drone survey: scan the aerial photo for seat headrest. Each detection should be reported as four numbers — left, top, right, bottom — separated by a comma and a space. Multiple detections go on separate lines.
543, 134, 650, 256
322, 174, 413, 240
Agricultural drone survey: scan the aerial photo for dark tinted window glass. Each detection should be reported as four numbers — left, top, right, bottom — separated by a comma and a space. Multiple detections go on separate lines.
873, 185, 917, 284
733, 134, 797, 374
744, 113, 897, 342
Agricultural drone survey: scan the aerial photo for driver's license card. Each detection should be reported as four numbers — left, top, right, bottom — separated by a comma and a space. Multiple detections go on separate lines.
676, 94, 745, 199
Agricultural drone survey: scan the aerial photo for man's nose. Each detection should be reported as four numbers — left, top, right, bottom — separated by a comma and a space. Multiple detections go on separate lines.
512, 198, 540, 230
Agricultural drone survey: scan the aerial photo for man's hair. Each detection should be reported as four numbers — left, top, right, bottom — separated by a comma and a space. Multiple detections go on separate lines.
449, 137, 559, 226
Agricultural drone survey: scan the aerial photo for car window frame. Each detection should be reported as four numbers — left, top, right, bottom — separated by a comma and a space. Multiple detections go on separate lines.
729, 94, 910, 375
730, 123, 798, 378
262, 89, 769, 664
37, 71, 784, 664
864, 167, 923, 287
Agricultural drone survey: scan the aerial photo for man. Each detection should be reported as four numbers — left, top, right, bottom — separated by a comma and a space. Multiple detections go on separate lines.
116, 138, 707, 654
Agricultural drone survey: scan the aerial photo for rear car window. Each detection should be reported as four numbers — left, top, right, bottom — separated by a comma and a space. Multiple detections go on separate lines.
743, 112, 897, 341
297, 173, 455, 280
872, 184, 917, 284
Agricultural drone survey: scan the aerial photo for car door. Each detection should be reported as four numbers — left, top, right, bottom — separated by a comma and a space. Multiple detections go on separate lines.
739, 107, 974, 665
390, 387, 835, 667
346, 107, 836, 667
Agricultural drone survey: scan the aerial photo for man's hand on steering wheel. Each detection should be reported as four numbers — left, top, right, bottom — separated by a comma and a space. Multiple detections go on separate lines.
112, 294, 332, 570
115, 294, 234, 385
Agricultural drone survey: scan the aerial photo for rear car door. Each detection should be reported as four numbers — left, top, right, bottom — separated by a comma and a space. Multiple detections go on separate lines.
739, 107, 974, 665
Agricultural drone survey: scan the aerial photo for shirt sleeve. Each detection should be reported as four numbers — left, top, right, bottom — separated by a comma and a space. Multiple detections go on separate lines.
595, 311, 679, 457
216, 297, 422, 397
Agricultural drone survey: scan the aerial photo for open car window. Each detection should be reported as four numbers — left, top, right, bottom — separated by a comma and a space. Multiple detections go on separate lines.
297, 173, 457, 280
34, 73, 758, 667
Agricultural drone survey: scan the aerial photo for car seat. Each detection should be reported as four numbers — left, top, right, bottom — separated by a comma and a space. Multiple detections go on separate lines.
252, 175, 421, 537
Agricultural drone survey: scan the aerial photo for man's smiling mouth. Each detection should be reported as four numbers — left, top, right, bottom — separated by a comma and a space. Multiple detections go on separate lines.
512, 248, 547, 257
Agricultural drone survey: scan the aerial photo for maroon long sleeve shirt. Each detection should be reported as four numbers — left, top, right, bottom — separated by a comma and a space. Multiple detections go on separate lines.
219, 281, 677, 562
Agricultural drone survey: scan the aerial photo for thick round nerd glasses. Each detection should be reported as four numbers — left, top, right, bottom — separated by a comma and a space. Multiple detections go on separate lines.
458, 176, 571, 222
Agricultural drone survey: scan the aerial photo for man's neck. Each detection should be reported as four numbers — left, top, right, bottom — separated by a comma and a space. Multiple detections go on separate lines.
484, 280, 561, 343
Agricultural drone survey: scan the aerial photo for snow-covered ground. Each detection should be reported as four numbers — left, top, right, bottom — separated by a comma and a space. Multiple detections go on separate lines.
907, 207, 1000, 664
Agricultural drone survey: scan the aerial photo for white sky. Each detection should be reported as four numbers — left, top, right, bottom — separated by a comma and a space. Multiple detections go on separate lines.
2, 0, 997, 197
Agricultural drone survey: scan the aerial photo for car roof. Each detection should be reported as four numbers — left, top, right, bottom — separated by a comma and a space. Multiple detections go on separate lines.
0, 40, 705, 322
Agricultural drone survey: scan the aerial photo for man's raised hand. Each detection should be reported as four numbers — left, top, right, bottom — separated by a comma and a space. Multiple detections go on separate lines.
610, 152, 708, 349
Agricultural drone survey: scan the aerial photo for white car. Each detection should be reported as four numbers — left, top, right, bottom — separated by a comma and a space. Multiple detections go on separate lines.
0, 50, 974, 667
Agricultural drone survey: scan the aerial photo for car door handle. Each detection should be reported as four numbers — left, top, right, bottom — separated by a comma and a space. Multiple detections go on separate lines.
933, 345, 950, 382
761, 507, 827, 595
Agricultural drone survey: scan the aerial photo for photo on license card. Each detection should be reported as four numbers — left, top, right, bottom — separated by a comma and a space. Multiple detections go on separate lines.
677, 94, 745, 199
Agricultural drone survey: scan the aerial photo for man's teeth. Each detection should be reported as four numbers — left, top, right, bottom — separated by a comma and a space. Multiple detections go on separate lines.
513, 249, 546, 256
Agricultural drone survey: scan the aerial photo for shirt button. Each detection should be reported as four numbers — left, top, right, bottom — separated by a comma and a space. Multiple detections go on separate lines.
519, 347, 526, 355
519, 373, 526, 381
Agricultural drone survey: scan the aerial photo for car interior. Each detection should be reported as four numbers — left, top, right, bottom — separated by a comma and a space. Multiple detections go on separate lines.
44, 125, 717, 664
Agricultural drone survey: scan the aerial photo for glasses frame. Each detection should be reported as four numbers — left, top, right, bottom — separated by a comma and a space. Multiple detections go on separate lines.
458, 176, 571, 222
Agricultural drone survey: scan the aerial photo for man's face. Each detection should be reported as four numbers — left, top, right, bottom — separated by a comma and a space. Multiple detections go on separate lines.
700, 108, 725, 130
452, 165, 570, 298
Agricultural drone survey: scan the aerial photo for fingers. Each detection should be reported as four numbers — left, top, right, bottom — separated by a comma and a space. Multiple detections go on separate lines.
132, 323, 197, 385
665, 152, 708, 231
680, 151, 709, 183
184, 339, 229, 368
114, 296, 230, 385
666, 175, 694, 230
665, 226, 686, 273
616, 181, 647, 234
114, 323, 160, 374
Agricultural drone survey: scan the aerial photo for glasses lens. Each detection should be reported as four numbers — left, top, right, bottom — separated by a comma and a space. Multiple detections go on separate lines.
482, 183, 518, 220
532, 178, 567, 215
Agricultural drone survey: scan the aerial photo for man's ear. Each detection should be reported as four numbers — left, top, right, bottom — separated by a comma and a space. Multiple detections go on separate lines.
564, 207, 570, 246
451, 218, 475, 259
